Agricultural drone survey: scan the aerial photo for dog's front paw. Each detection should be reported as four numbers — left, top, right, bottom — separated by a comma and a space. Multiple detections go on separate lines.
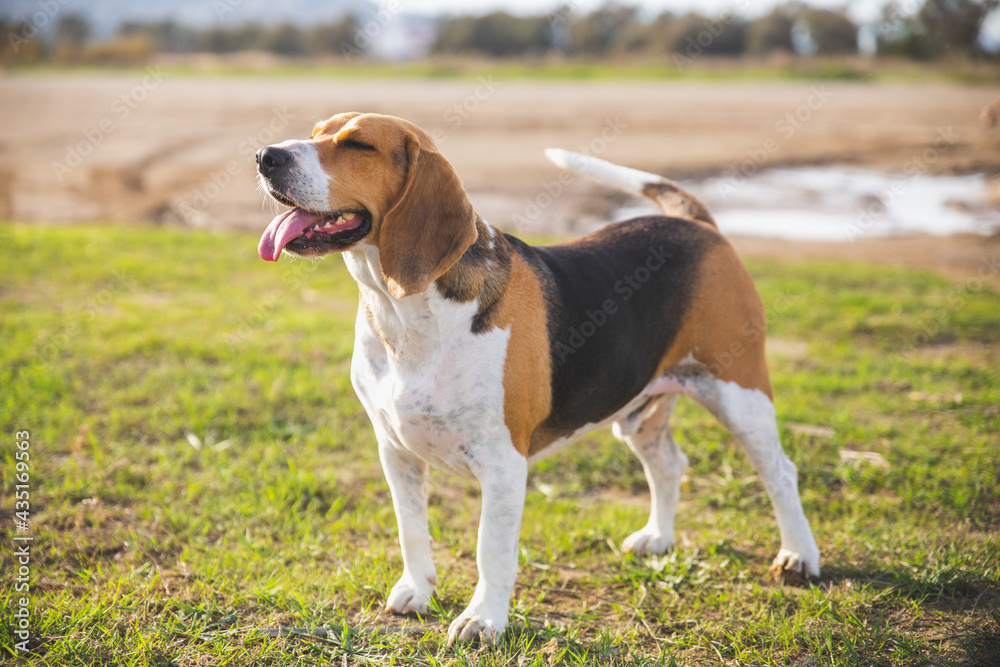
769, 547, 820, 584
446, 607, 507, 646
385, 574, 436, 616
622, 526, 675, 555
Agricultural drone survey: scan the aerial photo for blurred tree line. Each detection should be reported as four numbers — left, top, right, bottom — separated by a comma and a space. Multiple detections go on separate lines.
1, 0, 997, 65
1, 14, 361, 63
431, 0, 998, 59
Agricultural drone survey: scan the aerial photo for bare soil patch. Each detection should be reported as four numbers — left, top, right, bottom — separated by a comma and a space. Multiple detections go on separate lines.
3, 72, 999, 282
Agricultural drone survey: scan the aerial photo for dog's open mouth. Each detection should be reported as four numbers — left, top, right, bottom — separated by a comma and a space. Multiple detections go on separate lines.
258, 206, 372, 261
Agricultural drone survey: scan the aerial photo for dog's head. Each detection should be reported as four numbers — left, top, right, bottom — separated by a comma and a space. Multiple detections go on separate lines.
257, 112, 477, 298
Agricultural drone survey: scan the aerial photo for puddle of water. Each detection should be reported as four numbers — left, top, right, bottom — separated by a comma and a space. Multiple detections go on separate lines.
617, 167, 1000, 241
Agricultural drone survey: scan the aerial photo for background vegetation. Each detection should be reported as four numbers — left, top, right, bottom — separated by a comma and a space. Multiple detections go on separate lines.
2, 0, 997, 65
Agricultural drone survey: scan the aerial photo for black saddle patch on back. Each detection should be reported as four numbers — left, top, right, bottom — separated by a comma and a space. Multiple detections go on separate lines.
509, 216, 719, 438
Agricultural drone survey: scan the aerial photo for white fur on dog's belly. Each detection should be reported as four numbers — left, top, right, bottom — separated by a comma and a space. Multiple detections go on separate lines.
351, 298, 513, 478
528, 355, 706, 465
528, 391, 657, 465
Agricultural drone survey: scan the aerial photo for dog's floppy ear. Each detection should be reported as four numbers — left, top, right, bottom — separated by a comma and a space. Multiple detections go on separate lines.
378, 133, 477, 299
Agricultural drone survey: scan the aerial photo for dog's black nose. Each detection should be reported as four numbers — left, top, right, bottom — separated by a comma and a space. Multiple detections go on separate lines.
257, 146, 291, 177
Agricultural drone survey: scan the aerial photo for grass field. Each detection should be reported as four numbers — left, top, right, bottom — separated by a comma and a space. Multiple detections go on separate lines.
2, 222, 999, 665
10, 56, 1000, 84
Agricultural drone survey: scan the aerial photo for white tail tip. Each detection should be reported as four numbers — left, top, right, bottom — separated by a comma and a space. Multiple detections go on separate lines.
544, 147, 657, 195
544, 147, 575, 170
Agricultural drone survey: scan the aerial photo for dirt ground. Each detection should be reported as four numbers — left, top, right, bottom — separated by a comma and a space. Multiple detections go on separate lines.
2, 71, 999, 283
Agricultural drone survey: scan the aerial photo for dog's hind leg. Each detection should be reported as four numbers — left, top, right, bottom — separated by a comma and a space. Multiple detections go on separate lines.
613, 395, 688, 555
689, 376, 820, 581
644, 237, 820, 580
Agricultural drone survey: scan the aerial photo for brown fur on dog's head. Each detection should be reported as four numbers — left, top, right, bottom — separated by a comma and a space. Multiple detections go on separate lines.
310, 113, 477, 298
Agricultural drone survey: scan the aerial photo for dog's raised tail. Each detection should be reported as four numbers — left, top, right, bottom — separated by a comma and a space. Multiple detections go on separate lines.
544, 148, 716, 228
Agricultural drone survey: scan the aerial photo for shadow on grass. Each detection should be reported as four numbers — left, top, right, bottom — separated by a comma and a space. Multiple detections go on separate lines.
821, 563, 992, 609
480, 625, 681, 667
964, 612, 1000, 667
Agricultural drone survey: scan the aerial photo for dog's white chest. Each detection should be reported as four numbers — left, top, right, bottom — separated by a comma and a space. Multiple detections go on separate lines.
350, 289, 512, 477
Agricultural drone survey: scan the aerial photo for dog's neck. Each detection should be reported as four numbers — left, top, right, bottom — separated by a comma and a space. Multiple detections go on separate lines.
343, 217, 513, 359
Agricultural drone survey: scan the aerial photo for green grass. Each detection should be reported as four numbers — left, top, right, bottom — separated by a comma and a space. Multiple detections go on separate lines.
8, 56, 1000, 85
1, 222, 998, 665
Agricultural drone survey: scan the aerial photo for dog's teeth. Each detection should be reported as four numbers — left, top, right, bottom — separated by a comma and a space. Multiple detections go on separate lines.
342, 212, 357, 221
335, 216, 346, 225
322, 221, 334, 229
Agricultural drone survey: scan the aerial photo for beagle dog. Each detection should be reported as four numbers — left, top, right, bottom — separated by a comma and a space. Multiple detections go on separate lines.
256, 112, 820, 645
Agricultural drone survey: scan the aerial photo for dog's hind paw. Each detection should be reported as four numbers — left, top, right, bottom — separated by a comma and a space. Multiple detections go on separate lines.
622, 526, 675, 556
769, 548, 820, 585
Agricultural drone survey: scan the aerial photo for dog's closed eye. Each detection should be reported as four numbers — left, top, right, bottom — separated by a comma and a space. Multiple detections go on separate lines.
340, 138, 377, 152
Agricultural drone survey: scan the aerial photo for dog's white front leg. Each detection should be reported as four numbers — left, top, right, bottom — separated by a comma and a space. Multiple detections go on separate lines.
447, 449, 528, 646
380, 440, 437, 616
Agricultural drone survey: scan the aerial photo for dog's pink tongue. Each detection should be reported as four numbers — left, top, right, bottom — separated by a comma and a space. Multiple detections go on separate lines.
258, 208, 324, 261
